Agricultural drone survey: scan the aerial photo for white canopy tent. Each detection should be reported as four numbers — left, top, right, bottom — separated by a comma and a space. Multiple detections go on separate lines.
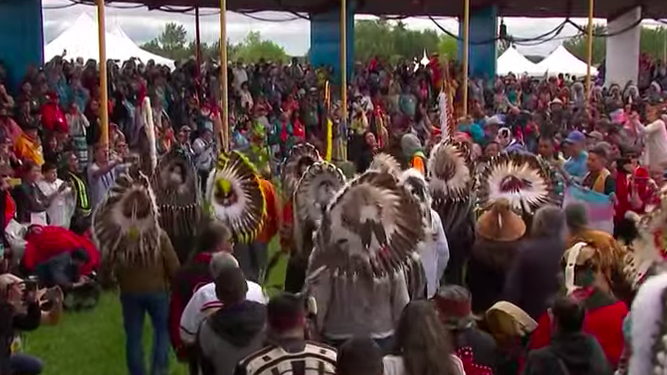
44, 13, 174, 68
497, 46, 540, 76
535, 45, 597, 77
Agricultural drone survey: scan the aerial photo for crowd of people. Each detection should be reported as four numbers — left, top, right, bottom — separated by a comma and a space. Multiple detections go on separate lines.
2, 45, 667, 375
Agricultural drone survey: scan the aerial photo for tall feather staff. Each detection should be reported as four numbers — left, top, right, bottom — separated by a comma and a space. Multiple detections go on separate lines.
151, 148, 202, 263
427, 139, 476, 284
93, 173, 161, 268
206, 151, 266, 244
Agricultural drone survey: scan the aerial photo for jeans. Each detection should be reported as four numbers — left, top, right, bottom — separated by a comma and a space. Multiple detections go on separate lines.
10, 353, 43, 375
120, 292, 170, 375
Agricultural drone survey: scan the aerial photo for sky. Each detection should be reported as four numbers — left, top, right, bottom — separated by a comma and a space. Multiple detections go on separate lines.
41, 0, 657, 57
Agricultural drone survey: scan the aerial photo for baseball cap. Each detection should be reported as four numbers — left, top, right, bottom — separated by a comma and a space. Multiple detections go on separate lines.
563, 130, 585, 144
485, 115, 504, 127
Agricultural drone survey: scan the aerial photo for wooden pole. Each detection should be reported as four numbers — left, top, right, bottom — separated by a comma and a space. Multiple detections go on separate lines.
462, 0, 470, 117
97, 0, 109, 147
340, 0, 347, 127
195, 6, 201, 71
585, 0, 594, 100
219, 0, 229, 151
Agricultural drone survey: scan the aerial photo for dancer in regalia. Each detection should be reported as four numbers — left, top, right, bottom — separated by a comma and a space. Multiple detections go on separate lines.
305, 170, 424, 350
205, 151, 266, 281
93, 173, 180, 375
151, 148, 202, 263
286, 161, 346, 293
427, 139, 476, 285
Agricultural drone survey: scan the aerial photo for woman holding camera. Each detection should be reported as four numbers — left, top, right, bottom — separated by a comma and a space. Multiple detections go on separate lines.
0, 273, 43, 375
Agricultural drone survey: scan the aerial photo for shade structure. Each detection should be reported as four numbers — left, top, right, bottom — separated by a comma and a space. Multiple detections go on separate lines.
535, 45, 597, 77
497, 46, 540, 76
44, 13, 174, 68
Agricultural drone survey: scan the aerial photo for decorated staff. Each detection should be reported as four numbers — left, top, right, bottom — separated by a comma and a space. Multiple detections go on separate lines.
427, 139, 476, 285
285, 161, 346, 293
305, 170, 425, 343
205, 151, 266, 244
151, 148, 202, 263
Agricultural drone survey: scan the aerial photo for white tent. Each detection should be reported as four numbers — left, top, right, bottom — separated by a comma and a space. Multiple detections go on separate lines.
535, 45, 597, 77
44, 13, 174, 68
497, 46, 540, 76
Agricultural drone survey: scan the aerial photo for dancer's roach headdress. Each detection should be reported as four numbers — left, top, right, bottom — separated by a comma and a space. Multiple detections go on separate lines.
93, 173, 161, 268
205, 151, 266, 244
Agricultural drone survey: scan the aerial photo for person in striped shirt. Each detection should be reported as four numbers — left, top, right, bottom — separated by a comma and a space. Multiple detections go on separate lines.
235, 293, 337, 375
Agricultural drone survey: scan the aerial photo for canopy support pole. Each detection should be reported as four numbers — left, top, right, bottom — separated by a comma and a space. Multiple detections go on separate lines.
585, 0, 594, 100
340, 0, 347, 130
195, 6, 201, 71
219, 0, 229, 151
97, 0, 108, 147
462, 0, 470, 117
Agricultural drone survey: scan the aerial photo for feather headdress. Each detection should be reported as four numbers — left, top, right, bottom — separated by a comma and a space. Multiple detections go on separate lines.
281, 143, 322, 197
629, 273, 667, 375
293, 161, 347, 256
309, 170, 425, 279
93, 173, 161, 268
477, 153, 558, 215
206, 151, 266, 244
151, 148, 202, 261
427, 139, 475, 203
369, 153, 402, 178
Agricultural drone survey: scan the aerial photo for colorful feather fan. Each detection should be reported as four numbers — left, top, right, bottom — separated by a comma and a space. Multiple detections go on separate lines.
206, 150, 266, 244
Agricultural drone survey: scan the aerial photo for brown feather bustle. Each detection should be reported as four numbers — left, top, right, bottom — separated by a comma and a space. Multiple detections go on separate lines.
477, 153, 558, 216
151, 149, 203, 262
206, 150, 266, 244
93, 173, 161, 268
281, 143, 322, 198
294, 161, 346, 256
309, 170, 425, 279
427, 139, 475, 204
369, 153, 402, 178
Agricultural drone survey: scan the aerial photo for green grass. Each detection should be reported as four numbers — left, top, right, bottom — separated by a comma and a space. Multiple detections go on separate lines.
21, 238, 289, 375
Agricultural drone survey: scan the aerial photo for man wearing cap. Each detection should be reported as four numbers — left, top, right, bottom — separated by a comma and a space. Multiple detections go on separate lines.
13, 122, 43, 167
563, 130, 588, 182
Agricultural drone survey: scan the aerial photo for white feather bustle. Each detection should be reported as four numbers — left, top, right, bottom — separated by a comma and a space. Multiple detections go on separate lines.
369, 153, 402, 179
140, 97, 157, 173
427, 140, 474, 202
629, 273, 667, 375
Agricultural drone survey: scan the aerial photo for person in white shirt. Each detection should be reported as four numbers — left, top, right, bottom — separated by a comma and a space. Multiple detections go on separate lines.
639, 105, 667, 171
179, 252, 266, 345
233, 61, 249, 93
36, 162, 74, 228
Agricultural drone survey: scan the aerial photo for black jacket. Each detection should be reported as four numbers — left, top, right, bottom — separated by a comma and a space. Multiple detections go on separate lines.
503, 236, 566, 320
0, 301, 41, 374
522, 333, 611, 375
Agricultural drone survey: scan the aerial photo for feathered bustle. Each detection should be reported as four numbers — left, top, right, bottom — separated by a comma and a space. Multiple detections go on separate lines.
369, 153, 402, 178
281, 143, 322, 198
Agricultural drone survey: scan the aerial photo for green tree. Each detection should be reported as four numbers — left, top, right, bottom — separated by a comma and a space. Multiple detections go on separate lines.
353, 20, 456, 63
233, 31, 288, 63
563, 25, 667, 66
141, 22, 189, 60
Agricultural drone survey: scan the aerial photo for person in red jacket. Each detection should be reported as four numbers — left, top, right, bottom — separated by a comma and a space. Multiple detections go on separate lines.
40, 91, 68, 134
527, 243, 628, 370
22, 224, 99, 277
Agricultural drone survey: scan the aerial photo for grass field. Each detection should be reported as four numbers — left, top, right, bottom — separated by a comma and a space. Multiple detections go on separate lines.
22, 239, 289, 375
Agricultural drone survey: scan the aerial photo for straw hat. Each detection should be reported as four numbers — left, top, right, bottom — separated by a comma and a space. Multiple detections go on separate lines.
477, 199, 526, 242
485, 301, 537, 339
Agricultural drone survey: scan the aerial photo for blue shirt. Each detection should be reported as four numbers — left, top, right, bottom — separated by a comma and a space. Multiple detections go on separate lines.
564, 150, 588, 182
